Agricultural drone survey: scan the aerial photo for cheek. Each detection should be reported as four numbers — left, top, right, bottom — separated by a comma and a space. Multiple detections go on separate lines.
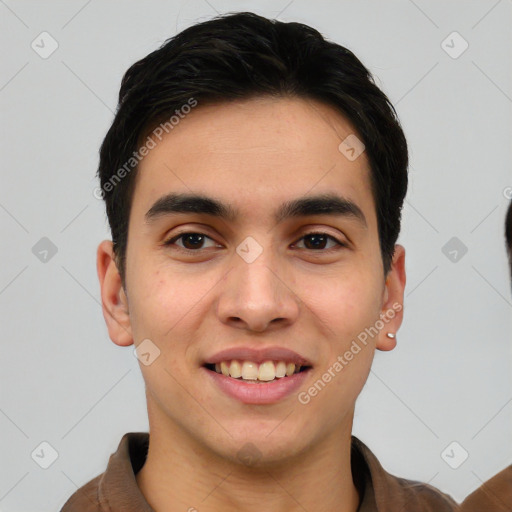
128, 271, 197, 395
128, 265, 218, 377
302, 283, 380, 415
128, 267, 196, 341
304, 272, 383, 342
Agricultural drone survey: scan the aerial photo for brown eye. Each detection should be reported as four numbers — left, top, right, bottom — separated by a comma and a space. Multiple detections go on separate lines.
295, 232, 345, 251
180, 233, 206, 249
164, 232, 218, 251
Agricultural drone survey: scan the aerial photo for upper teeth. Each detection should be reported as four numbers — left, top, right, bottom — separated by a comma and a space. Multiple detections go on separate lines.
214, 360, 301, 381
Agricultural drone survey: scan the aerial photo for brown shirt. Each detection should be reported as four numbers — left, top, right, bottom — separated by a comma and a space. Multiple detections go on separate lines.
460, 466, 512, 512
59, 432, 459, 511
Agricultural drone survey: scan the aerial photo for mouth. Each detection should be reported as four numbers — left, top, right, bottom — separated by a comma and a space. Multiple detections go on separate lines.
203, 360, 312, 383
201, 346, 314, 403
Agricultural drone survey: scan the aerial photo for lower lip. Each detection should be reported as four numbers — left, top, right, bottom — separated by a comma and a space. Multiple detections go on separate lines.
202, 367, 311, 405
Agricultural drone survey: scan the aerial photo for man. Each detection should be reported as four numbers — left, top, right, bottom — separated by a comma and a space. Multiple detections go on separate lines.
60, 12, 458, 511
460, 201, 512, 512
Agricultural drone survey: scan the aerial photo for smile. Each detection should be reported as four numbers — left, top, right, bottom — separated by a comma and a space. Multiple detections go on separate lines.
205, 360, 310, 383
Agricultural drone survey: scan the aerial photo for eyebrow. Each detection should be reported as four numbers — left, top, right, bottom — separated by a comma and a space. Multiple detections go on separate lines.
145, 192, 367, 227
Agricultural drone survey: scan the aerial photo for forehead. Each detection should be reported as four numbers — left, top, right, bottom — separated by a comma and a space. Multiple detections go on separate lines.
131, 96, 375, 228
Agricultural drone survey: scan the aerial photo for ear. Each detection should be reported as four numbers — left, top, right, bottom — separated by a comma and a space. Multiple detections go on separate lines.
376, 244, 406, 352
96, 240, 133, 346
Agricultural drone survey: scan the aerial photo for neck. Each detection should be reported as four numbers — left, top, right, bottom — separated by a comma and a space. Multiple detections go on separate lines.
136, 400, 360, 512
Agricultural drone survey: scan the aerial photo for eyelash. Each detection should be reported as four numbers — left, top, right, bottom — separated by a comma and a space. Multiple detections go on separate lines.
162, 231, 347, 254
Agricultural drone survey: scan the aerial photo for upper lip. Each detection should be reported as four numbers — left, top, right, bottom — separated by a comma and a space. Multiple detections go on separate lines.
203, 346, 313, 367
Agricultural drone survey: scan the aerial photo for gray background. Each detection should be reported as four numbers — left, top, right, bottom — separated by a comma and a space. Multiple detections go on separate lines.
1, 0, 511, 510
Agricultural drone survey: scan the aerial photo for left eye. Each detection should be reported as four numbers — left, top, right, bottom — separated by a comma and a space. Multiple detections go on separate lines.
294, 233, 344, 250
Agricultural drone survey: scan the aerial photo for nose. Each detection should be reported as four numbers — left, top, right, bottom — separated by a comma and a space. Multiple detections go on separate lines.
216, 252, 300, 333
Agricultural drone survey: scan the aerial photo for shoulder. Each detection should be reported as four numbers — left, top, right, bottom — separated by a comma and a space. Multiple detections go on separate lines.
351, 436, 460, 511
58, 432, 150, 512
389, 475, 460, 511
59, 473, 103, 512
460, 465, 512, 512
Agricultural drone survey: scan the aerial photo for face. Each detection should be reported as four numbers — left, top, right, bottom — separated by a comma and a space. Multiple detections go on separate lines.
98, 96, 406, 464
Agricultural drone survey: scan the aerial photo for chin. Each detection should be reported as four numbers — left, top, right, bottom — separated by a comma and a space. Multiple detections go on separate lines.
210, 426, 314, 467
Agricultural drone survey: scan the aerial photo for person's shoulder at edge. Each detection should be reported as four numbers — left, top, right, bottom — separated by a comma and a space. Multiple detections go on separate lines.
58, 473, 103, 512
352, 435, 460, 511
58, 432, 150, 512
459, 465, 512, 512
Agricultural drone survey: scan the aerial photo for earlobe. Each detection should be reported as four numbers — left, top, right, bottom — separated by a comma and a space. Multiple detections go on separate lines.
376, 244, 406, 352
377, 331, 397, 351
96, 240, 133, 347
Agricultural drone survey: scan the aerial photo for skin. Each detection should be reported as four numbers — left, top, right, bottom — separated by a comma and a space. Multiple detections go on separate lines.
97, 96, 406, 512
